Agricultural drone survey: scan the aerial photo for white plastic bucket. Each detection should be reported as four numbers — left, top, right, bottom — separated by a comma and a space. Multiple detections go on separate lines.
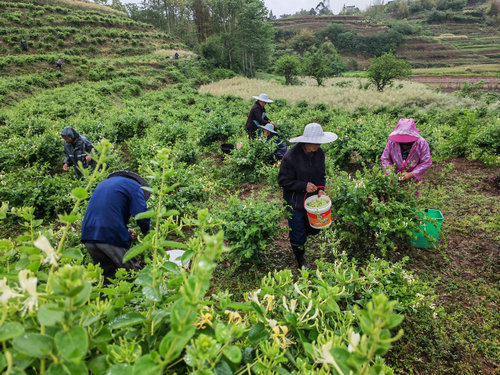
304, 195, 332, 229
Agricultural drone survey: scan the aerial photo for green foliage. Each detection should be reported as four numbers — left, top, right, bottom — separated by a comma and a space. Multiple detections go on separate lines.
302, 42, 345, 86
216, 194, 285, 266
326, 166, 421, 255
367, 53, 411, 91
273, 54, 300, 85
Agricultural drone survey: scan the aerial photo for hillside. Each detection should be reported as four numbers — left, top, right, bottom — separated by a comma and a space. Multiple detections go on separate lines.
0, 0, 199, 106
271, 9, 500, 69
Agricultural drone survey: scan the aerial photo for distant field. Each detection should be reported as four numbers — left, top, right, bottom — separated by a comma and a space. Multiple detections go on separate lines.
199, 76, 479, 112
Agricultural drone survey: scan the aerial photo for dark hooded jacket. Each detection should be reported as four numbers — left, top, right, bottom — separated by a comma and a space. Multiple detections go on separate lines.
278, 144, 326, 211
61, 127, 96, 177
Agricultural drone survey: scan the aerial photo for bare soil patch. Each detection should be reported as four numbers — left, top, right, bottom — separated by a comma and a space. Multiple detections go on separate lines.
410, 75, 500, 92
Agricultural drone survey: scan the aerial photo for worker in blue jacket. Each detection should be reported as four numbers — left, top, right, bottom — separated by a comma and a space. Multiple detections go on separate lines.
81, 171, 150, 280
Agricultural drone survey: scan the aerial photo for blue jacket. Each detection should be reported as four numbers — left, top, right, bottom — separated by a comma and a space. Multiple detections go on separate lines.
81, 176, 150, 249
278, 144, 326, 211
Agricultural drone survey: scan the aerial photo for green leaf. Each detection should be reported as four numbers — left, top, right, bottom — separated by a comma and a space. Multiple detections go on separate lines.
88, 355, 108, 375
135, 210, 156, 220
0, 353, 5, 372
248, 323, 268, 344
12, 333, 53, 358
73, 281, 92, 306
215, 360, 232, 375
242, 347, 254, 364
132, 354, 163, 375
38, 304, 65, 326
71, 187, 88, 200
108, 312, 146, 330
143, 286, 161, 302
223, 346, 242, 364
0, 322, 24, 341
62, 247, 83, 261
159, 328, 195, 362
46, 363, 70, 375
273, 367, 291, 375
58, 214, 78, 224
386, 313, 404, 329
326, 298, 340, 313
62, 362, 87, 375
108, 364, 133, 375
159, 240, 188, 249
55, 326, 88, 364
123, 243, 152, 263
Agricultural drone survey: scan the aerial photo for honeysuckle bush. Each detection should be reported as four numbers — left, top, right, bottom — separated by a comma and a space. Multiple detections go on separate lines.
0, 148, 442, 374
215, 194, 286, 268
326, 164, 422, 256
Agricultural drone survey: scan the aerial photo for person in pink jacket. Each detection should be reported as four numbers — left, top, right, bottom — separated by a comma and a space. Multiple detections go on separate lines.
381, 118, 432, 196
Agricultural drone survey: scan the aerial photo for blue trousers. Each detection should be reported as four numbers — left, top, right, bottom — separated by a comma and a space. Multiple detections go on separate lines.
288, 209, 320, 246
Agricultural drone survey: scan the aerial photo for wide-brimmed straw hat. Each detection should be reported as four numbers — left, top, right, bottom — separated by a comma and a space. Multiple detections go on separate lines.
257, 123, 277, 134
107, 170, 151, 200
252, 93, 273, 103
289, 123, 337, 144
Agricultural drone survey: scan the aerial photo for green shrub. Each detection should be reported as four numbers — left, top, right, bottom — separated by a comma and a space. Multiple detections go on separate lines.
326, 165, 421, 256
217, 195, 285, 266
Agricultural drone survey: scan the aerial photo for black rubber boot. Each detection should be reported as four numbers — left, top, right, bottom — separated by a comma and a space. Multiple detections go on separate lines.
291, 243, 309, 269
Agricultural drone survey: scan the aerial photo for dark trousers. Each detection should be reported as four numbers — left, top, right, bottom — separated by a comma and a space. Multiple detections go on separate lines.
84, 242, 139, 280
288, 209, 320, 246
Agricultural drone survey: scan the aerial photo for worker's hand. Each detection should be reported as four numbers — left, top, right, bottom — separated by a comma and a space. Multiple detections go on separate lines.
85, 155, 92, 162
318, 190, 326, 197
63, 163, 69, 171
128, 228, 137, 240
270, 121, 276, 126
400, 172, 414, 181
306, 182, 318, 193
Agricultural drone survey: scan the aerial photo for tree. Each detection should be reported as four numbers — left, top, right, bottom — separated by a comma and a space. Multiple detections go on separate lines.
367, 53, 411, 91
303, 42, 345, 86
274, 55, 300, 85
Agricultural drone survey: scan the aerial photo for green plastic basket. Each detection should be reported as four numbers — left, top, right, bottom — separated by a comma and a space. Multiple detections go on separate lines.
408, 209, 444, 248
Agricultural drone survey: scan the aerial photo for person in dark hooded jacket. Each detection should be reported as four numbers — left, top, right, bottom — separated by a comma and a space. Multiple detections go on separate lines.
61, 126, 96, 179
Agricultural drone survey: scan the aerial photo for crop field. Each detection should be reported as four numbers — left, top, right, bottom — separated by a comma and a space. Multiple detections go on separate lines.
0, 1, 499, 375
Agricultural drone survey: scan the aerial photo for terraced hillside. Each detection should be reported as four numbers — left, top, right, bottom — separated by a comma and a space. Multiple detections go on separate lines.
0, 0, 198, 106
272, 13, 500, 69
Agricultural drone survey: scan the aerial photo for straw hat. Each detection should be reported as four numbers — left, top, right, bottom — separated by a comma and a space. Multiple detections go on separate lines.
107, 170, 151, 200
289, 123, 337, 144
258, 123, 277, 134
252, 93, 273, 103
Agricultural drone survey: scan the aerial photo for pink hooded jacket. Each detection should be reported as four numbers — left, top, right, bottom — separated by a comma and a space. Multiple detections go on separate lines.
381, 118, 432, 181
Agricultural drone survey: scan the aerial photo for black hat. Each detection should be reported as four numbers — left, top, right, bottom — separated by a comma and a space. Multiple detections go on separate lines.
107, 170, 151, 200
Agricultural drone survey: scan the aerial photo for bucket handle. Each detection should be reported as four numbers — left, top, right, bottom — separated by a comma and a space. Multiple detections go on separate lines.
303, 185, 331, 207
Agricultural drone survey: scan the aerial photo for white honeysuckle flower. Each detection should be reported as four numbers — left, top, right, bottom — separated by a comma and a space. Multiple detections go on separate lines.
348, 331, 361, 353
247, 289, 261, 304
34, 235, 59, 266
315, 341, 335, 364
0, 277, 23, 303
18, 270, 39, 315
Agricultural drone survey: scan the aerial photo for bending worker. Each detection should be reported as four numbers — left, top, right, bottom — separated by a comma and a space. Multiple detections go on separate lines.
61, 126, 96, 179
81, 171, 151, 280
